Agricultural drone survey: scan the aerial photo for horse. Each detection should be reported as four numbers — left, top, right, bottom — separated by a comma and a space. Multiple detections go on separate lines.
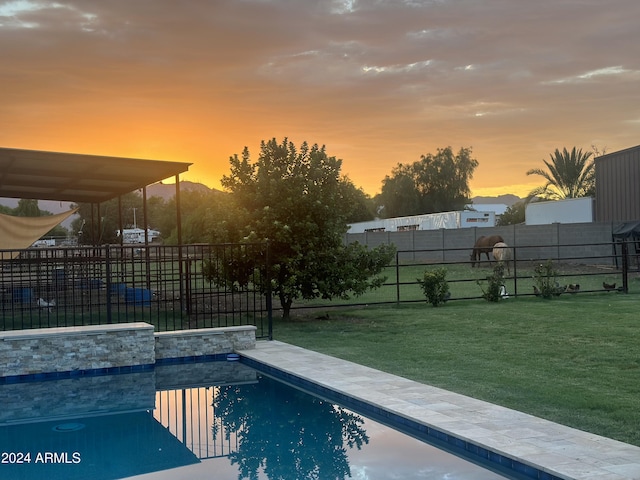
492, 241, 512, 275
470, 235, 504, 267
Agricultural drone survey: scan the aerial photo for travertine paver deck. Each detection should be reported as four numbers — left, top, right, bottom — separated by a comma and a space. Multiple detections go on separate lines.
239, 340, 640, 480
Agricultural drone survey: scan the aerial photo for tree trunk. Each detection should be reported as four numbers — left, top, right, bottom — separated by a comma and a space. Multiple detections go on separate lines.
279, 292, 293, 320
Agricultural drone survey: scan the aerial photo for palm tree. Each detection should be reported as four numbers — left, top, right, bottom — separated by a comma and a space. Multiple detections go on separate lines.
526, 147, 594, 200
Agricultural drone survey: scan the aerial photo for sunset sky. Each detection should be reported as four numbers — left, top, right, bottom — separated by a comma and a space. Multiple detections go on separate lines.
1, 0, 639, 198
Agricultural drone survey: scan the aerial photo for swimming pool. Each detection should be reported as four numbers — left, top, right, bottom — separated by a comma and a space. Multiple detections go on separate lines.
0, 359, 513, 479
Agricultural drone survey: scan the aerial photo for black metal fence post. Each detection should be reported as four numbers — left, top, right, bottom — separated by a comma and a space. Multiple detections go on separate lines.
105, 246, 112, 323
396, 250, 401, 305
622, 241, 629, 293
266, 241, 273, 340
512, 244, 518, 296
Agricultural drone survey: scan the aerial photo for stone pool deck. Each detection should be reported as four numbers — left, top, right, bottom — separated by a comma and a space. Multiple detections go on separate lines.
239, 340, 640, 480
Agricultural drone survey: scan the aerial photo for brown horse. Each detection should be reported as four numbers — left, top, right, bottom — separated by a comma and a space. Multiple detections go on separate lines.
470, 235, 504, 267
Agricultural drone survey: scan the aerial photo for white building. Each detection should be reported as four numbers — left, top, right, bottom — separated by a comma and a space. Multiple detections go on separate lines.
525, 197, 594, 225
348, 210, 495, 233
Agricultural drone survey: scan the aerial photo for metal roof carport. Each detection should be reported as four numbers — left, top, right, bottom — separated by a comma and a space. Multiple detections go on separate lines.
0, 147, 192, 243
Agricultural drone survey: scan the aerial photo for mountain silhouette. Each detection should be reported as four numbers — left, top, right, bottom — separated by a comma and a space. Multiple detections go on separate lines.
470, 194, 521, 207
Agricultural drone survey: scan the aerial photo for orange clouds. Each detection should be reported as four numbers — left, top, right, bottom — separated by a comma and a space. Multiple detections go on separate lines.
1, 1, 639, 198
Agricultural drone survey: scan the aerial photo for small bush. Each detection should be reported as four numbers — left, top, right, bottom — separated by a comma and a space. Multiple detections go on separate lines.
478, 263, 505, 302
533, 260, 561, 299
417, 268, 450, 307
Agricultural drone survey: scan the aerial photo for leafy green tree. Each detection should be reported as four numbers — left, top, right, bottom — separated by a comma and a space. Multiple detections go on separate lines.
497, 201, 526, 226
145, 195, 168, 237
128, 177, 374, 245
160, 189, 210, 244
375, 166, 421, 218
13, 199, 41, 217
216, 138, 395, 319
339, 177, 376, 223
526, 147, 594, 200
164, 190, 247, 244
377, 146, 478, 217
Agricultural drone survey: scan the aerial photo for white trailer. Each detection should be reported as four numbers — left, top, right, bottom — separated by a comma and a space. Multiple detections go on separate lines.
117, 228, 161, 244
525, 197, 594, 225
348, 210, 495, 233
32, 238, 56, 247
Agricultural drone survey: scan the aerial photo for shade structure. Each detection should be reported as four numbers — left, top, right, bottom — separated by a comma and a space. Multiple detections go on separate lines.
0, 147, 191, 204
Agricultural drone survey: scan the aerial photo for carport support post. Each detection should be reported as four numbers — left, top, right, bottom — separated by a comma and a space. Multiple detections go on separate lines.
118, 196, 123, 246
143, 186, 151, 290
175, 175, 186, 316
89, 203, 96, 245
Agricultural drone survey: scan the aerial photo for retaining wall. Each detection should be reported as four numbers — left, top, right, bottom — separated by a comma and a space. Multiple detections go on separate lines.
0, 323, 155, 378
0, 323, 256, 379
155, 325, 257, 361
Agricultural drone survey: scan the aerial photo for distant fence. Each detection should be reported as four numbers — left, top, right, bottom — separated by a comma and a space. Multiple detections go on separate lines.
0, 243, 272, 338
394, 241, 633, 300
285, 237, 637, 314
344, 221, 618, 263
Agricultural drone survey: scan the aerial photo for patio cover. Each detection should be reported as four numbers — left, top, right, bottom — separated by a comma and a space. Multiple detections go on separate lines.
0, 147, 191, 204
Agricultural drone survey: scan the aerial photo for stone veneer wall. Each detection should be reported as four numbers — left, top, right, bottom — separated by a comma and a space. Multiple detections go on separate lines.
0, 323, 155, 378
154, 325, 256, 360
0, 323, 257, 378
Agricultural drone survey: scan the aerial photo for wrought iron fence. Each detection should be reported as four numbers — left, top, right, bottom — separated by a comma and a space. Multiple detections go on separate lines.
0, 243, 271, 338
284, 240, 636, 313
391, 241, 633, 303
3, 240, 635, 324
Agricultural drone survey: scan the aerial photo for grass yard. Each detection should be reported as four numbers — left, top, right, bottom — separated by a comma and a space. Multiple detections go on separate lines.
291, 260, 634, 308
271, 291, 640, 447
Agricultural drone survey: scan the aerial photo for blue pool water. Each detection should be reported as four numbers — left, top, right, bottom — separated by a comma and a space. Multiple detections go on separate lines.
0, 360, 512, 480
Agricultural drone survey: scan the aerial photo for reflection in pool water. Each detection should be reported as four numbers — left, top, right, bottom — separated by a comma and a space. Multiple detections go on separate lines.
212, 377, 370, 479
0, 360, 508, 479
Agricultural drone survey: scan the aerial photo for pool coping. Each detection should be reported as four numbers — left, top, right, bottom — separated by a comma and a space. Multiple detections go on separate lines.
238, 340, 640, 480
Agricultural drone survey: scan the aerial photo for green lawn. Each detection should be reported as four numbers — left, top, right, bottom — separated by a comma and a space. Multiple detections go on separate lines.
271, 292, 640, 447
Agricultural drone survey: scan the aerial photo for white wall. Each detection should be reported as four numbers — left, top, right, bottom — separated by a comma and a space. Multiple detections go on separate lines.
525, 197, 593, 225
348, 211, 495, 233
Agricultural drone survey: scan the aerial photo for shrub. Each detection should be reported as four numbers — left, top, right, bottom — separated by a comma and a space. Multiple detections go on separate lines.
533, 260, 561, 299
417, 268, 450, 307
478, 263, 505, 302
